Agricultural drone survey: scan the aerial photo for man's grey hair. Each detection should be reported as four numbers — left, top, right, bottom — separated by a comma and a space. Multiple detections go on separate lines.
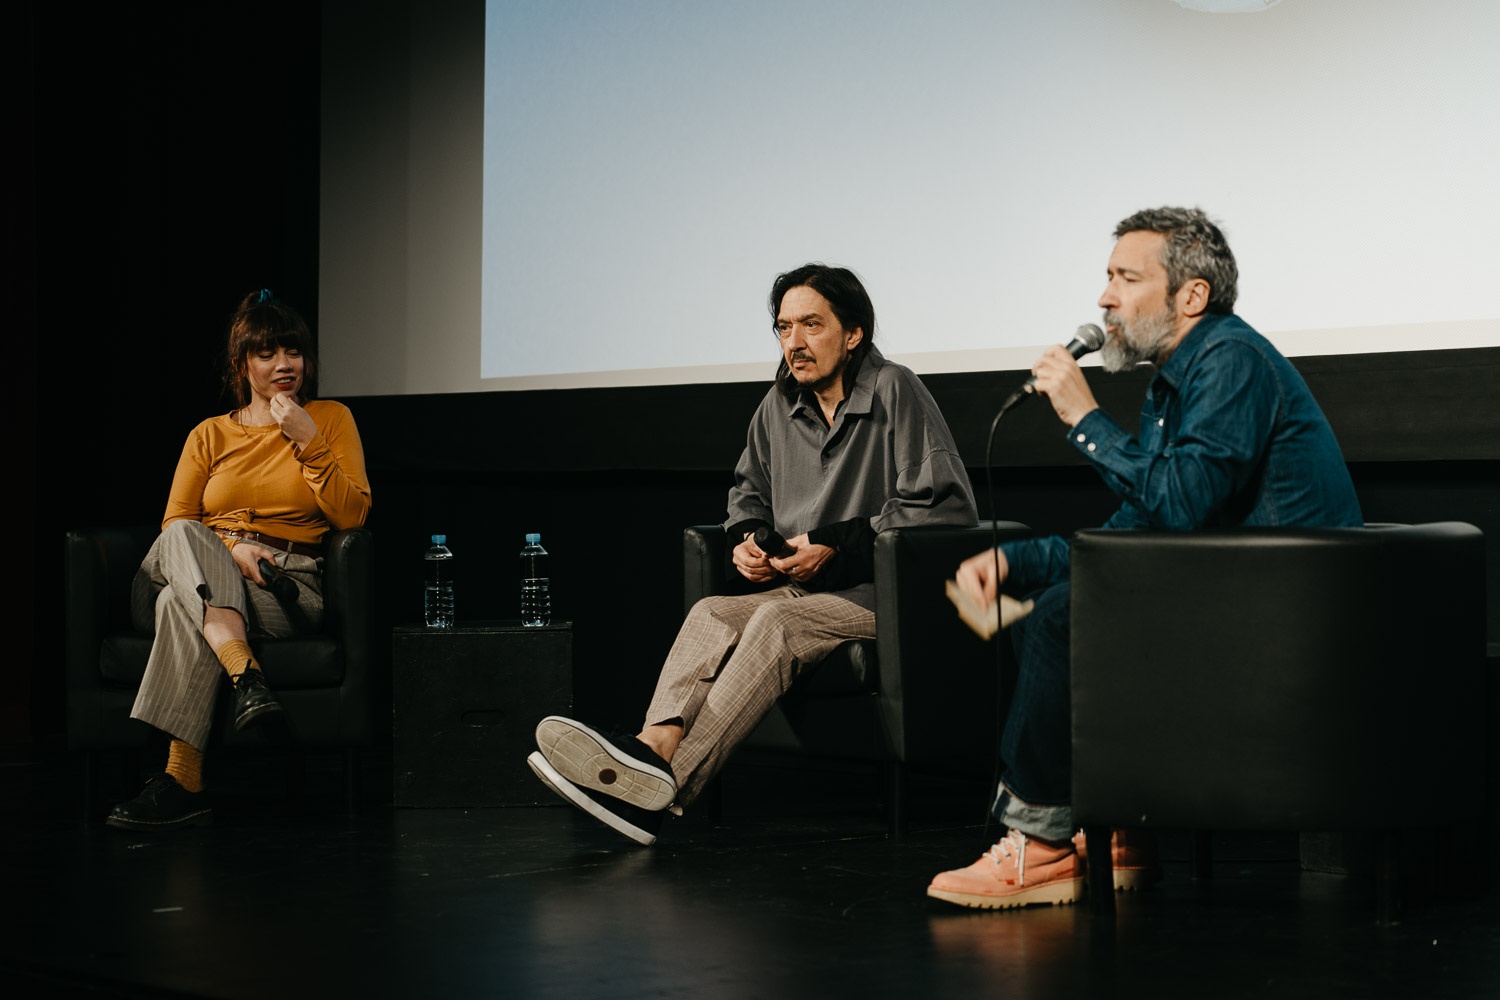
1114, 206, 1238, 315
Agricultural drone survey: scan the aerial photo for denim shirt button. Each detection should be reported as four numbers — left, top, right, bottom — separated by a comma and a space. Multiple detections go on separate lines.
1075, 433, 1087, 444
1157, 418, 1165, 427
1087, 442, 1097, 453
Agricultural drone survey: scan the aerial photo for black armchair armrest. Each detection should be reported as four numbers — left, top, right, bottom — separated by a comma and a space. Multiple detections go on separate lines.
322, 529, 373, 665
320, 528, 375, 746
64, 526, 159, 748
874, 522, 1032, 765
683, 525, 729, 613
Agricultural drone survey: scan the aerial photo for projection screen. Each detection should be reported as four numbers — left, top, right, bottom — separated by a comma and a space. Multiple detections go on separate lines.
320, 0, 1499, 397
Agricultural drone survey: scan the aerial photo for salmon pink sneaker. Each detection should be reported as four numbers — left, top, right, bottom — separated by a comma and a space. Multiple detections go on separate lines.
1073, 827, 1163, 892
927, 828, 1083, 910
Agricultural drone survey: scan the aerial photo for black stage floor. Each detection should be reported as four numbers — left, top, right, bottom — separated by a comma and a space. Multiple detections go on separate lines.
4, 747, 1499, 999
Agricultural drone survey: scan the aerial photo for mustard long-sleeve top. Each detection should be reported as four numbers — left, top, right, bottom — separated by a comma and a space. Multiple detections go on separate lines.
163, 399, 372, 546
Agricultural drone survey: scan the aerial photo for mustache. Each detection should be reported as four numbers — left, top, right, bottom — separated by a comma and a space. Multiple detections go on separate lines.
788, 351, 814, 363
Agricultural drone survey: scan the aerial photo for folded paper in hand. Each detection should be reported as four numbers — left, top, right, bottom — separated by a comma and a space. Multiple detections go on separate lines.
945, 580, 1034, 640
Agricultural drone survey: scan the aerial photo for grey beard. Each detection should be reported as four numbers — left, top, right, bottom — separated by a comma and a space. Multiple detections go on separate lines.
1099, 307, 1176, 372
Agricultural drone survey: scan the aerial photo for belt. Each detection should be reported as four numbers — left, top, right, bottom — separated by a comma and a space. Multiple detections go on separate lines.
215, 528, 322, 559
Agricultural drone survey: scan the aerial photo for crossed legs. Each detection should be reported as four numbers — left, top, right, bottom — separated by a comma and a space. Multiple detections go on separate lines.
639, 587, 875, 808
108, 521, 320, 831
531, 586, 875, 843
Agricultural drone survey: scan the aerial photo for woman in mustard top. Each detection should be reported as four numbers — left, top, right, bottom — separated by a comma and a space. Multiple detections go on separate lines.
106, 290, 372, 830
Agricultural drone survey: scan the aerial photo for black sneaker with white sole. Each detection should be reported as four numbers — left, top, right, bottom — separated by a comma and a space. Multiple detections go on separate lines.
527, 751, 663, 846
535, 716, 676, 812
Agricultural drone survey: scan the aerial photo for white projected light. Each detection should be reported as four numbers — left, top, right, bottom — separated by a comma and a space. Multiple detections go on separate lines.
315, 1, 1500, 397
472, 0, 1497, 391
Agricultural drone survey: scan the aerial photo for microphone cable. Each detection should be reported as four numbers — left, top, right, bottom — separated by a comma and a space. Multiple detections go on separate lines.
978, 398, 1013, 843
974, 324, 1103, 841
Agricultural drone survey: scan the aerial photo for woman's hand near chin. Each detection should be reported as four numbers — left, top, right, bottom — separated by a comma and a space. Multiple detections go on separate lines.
269, 393, 316, 448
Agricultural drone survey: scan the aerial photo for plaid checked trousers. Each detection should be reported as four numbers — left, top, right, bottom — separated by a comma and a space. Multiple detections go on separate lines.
643, 585, 875, 807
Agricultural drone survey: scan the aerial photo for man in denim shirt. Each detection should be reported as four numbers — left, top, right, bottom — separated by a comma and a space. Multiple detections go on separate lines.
928, 206, 1362, 910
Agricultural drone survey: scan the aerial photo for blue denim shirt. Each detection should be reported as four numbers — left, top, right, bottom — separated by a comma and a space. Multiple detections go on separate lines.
1002, 312, 1363, 591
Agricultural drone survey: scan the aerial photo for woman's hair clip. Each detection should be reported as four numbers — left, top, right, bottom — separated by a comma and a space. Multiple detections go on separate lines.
256, 288, 276, 304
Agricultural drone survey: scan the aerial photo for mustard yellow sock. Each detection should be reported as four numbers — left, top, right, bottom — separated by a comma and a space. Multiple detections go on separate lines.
165, 739, 205, 794
215, 638, 260, 679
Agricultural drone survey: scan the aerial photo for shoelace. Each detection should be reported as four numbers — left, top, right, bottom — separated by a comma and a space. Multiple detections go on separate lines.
141, 773, 181, 802
986, 829, 1029, 884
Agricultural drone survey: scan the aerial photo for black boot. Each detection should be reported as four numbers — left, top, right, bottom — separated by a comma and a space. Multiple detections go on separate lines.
233, 668, 284, 730
106, 774, 212, 831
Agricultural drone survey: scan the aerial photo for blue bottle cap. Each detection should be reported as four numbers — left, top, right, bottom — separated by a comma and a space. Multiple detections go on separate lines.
525, 532, 541, 544
432, 534, 446, 544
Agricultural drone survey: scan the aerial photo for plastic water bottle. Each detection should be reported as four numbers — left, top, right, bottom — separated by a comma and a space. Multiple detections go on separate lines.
424, 535, 455, 628
520, 533, 550, 626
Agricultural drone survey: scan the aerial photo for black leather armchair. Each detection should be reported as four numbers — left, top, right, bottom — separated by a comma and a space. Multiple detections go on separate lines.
684, 521, 1031, 834
1069, 522, 1487, 922
64, 525, 376, 813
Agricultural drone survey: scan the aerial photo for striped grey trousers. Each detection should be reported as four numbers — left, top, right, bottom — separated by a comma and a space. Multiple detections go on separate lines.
643, 586, 876, 807
129, 519, 323, 749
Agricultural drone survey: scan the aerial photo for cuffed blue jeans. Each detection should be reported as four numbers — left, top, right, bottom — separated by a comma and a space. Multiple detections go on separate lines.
991, 581, 1074, 842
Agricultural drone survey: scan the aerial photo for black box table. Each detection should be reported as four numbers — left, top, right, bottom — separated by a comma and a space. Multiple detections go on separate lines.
392, 621, 572, 806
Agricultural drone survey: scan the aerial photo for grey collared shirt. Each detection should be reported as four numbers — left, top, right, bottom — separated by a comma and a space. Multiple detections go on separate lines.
724, 346, 977, 604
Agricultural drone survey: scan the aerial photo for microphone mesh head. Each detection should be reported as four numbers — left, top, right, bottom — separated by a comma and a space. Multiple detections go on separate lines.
1075, 323, 1106, 353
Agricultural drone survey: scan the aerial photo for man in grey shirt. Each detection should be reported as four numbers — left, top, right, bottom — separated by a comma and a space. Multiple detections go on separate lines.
527, 263, 978, 844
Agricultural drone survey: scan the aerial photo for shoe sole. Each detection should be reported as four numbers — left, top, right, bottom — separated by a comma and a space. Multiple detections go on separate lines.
1109, 865, 1163, 893
926, 878, 1083, 910
535, 717, 675, 812
1075, 835, 1164, 892
104, 808, 214, 832
526, 752, 657, 846
234, 701, 285, 731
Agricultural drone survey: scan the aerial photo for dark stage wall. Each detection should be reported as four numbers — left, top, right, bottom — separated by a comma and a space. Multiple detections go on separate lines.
20, 3, 1498, 750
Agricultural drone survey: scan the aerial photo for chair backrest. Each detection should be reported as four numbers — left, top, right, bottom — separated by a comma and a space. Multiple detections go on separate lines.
1070, 523, 1486, 831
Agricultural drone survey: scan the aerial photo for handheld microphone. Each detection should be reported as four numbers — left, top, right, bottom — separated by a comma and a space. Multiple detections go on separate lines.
257, 558, 299, 604
753, 525, 794, 558
998, 323, 1107, 415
